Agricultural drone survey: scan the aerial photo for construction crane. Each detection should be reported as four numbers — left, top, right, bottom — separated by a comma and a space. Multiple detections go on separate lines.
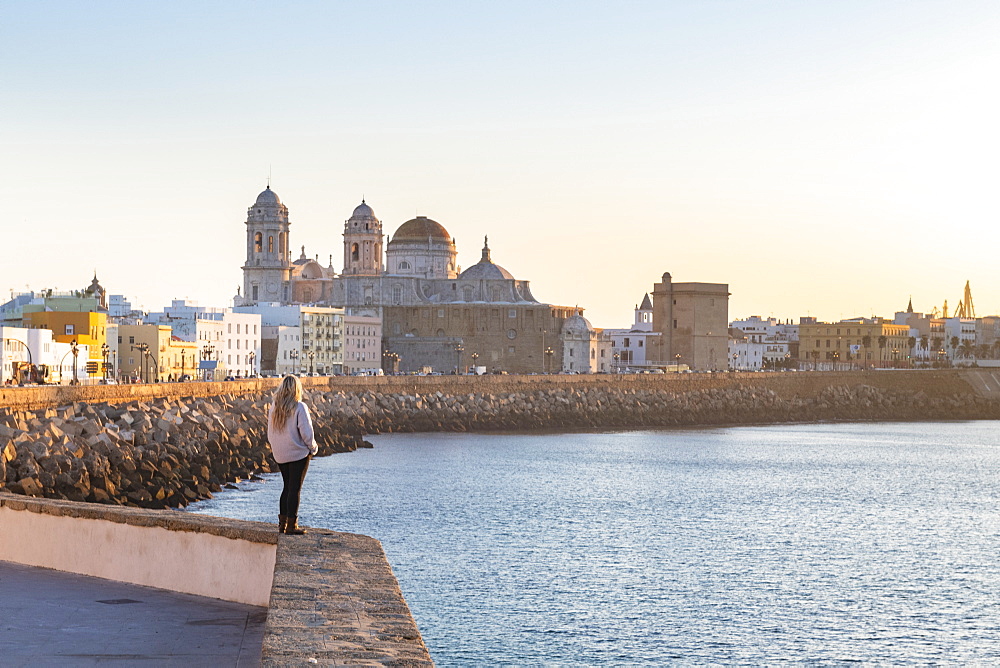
955, 281, 976, 319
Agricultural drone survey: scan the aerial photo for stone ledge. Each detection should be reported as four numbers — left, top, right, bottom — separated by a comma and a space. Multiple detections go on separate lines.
264, 528, 434, 666
0, 492, 278, 545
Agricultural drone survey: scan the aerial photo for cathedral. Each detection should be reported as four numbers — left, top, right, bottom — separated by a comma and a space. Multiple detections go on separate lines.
238, 185, 586, 373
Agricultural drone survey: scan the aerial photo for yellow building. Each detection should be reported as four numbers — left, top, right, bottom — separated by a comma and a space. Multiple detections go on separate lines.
165, 336, 200, 380
798, 319, 911, 369
117, 324, 172, 382
24, 311, 109, 380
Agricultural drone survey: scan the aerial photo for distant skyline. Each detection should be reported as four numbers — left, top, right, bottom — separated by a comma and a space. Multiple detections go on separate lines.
3, 1, 999, 326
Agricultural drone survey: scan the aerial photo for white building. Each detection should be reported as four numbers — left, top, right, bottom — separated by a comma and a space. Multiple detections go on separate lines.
606, 294, 662, 371
729, 316, 797, 368
0, 327, 87, 385
728, 334, 765, 371
146, 300, 262, 378
236, 303, 345, 375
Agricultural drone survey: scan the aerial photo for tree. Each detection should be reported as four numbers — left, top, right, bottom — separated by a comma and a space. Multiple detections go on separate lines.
907, 336, 917, 363
920, 335, 929, 359
877, 335, 887, 365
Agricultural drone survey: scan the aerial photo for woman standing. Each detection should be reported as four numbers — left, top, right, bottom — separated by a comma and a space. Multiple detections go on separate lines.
267, 375, 318, 535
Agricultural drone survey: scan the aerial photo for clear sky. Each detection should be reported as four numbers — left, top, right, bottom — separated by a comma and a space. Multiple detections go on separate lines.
3, 1, 999, 326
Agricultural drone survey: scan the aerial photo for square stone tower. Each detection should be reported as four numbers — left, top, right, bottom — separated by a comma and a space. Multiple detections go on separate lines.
651, 272, 730, 371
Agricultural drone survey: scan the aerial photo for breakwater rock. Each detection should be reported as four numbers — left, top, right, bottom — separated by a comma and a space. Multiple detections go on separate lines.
2, 381, 999, 508
312, 383, 1000, 434
0, 394, 367, 508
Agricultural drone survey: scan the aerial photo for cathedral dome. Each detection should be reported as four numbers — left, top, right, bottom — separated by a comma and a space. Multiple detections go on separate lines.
459, 236, 514, 280
391, 216, 451, 242
562, 314, 593, 335
351, 200, 376, 219
255, 186, 281, 207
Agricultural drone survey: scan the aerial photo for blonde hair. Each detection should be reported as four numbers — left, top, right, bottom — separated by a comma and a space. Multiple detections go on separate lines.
271, 375, 303, 430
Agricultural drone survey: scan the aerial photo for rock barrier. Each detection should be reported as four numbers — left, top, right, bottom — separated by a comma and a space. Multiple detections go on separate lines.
0, 394, 367, 508
3, 383, 999, 508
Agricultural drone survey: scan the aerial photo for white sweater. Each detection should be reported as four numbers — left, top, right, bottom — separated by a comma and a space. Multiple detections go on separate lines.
267, 401, 318, 464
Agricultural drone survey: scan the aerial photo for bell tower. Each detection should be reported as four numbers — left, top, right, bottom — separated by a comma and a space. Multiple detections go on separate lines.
342, 200, 383, 275
242, 185, 291, 304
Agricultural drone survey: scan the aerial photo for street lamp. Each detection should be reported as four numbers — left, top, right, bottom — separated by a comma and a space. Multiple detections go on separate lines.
101, 343, 110, 381
732, 351, 738, 371
471, 351, 480, 374
248, 350, 256, 377
454, 343, 464, 375
612, 352, 619, 374
384, 350, 399, 375
70, 340, 80, 385
289, 348, 299, 375
307, 350, 315, 376
6, 338, 33, 385
544, 347, 553, 374
180, 348, 186, 381
674, 352, 681, 370
202, 343, 215, 381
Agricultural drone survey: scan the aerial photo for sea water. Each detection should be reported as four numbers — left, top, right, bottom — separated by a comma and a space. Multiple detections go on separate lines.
189, 421, 1000, 665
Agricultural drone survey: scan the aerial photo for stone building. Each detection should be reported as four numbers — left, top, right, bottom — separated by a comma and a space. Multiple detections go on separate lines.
650, 273, 730, 371
236, 186, 585, 373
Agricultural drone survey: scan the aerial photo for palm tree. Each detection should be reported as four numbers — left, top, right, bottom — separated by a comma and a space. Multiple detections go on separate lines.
958, 340, 975, 362
932, 336, 944, 366
907, 336, 917, 366
920, 335, 929, 362
861, 335, 872, 368
877, 335, 887, 367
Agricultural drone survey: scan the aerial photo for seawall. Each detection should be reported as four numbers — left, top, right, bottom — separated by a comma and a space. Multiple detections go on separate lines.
3, 370, 1000, 508
0, 493, 433, 665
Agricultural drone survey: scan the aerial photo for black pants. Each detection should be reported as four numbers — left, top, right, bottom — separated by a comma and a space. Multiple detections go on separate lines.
277, 456, 310, 520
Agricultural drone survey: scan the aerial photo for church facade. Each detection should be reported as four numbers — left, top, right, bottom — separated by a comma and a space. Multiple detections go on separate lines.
238, 186, 585, 373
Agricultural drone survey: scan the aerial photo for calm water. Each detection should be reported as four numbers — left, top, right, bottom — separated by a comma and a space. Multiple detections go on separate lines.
190, 422, 1000, 665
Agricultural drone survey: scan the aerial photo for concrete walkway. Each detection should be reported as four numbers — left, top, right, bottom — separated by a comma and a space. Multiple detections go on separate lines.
0, 560, 266, 667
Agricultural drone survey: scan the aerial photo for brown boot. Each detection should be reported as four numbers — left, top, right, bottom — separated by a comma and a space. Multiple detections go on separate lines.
278, 515, 287, 533
285, 517, 306, 535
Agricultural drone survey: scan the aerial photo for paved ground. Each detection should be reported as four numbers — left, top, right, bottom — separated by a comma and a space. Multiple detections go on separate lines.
0, 560, 266, 667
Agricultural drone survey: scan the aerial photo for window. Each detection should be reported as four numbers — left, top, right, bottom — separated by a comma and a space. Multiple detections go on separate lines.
129, 336, 135, 344
507, 329, 517, 339
268, 236, 274, 253
624, 338, 630, 348
638, 340, 643, 347
463, 286, 474, 301
438, 309, 444, 318
351, 243, 360, 261
509, 309, 516, 318
254, 233, 262, 252
65, 324, 75, 335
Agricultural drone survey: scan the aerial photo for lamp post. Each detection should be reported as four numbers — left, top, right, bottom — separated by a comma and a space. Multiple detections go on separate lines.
7, 338, 32, 385
202, 343, 215, 381
471, 351, 480, 375
544, 347, 553, 374
674, 352, 681, 371
454, 343, 464, 374
892, 348, 899, 369
180, 348, 186, 381
248, 350, 256, 377
101, 343, 110, 381
784, 352, 791, 371
308, 350, 315, 376
732, 351, 738, 371
612, 352, 619, 374
384, 350, 399, 375
70, 340, 80, 385
289, 348, 299, 375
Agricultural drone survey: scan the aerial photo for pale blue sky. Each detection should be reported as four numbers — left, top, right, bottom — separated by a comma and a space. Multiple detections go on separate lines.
3, 1, 999, 324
